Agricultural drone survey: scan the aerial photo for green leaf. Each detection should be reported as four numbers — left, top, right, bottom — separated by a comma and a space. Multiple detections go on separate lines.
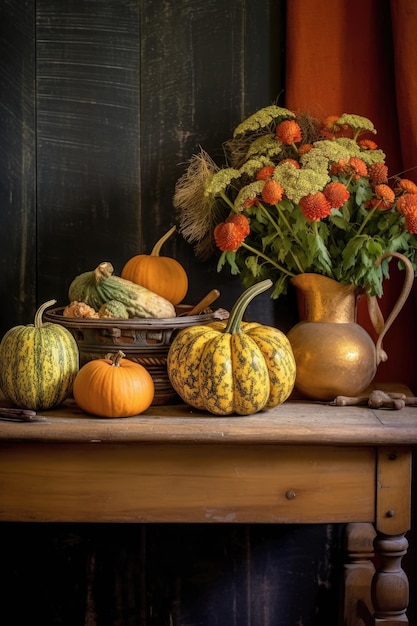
366, 238, 383, 258
329, 214, 350, 231
271, 274, 289, 298
342, 236, 368, 269
217, 250, 241, 275
245, 255, 262, 278
262, 231, 279, 247
315, 236, 333, 272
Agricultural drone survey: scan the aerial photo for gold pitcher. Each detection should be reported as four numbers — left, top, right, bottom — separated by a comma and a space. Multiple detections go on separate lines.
287, 252, 415, 400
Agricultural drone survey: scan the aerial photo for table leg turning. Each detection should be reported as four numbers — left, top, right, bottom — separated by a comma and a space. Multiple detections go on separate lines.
372, 533, 409, 625
343, 522, 376, 626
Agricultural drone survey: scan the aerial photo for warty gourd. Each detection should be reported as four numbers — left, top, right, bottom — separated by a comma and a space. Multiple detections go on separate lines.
68, 262, 176, 319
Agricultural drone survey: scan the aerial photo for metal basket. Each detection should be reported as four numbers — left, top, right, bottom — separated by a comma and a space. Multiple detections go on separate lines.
44, 305, 229, 405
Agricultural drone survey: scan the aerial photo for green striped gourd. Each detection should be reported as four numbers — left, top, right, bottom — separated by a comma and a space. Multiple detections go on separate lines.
68, 262, 176, 319
0, 299, 79, 410
167, 279, 296, 415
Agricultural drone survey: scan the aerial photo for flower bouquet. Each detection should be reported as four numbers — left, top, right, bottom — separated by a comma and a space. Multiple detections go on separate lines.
173, 105, 417, 299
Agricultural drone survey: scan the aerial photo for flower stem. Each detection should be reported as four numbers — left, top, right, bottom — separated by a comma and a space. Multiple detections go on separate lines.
259, 203, 283, 235
257, 205, 305, 274
355, 203, 379, 237
259, 204, 304, 274
219, 191, 237, 211
276, 204, 303, 246
290, 253, 305, 274
241, 242, 296, 277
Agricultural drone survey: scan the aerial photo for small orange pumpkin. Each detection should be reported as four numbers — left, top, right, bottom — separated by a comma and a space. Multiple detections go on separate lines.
73, 350, 154, 417
121, 226, 188, 305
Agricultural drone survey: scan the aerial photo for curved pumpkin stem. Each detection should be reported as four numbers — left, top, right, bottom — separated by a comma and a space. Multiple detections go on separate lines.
111, 350, 126, 366
34, 299, 57, 328
224, 279, 273, 334
151, 225, 176, 256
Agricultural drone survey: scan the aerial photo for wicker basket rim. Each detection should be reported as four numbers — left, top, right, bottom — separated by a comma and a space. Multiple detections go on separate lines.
44, 306, 229, 330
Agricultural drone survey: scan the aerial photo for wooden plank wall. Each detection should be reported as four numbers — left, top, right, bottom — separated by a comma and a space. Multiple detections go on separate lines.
0, 0, 297, 338
0, 0, 37, 335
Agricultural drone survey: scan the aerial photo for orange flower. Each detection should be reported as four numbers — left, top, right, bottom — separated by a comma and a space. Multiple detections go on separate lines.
275, 120, 302, 144
256, 165, 275, 181
321, 115, 352, 139
321, 115, 340, 135
395, 178, 417, 195
348, 157, 368, 179
330, 159, 348, 176
405, 213, 417, 234
323, 182, 350, 208
358, 139, 378, 150
298, 143, 313, 155
213, 214, 251, 252
369, 162, 388, 185
397, 193, 417, 216
331, 157, 367, 179
244, 197, 260, 208
397, 195, 417, 233
299, 192, 332, 221
226, 213, 250, 236
366, 184, 395, 210
214, 221, 246, 252
375, 184, 395, 202
261, 180, 284, 205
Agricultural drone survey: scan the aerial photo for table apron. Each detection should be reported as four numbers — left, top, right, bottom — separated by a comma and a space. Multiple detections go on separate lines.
0, 441, 380, 524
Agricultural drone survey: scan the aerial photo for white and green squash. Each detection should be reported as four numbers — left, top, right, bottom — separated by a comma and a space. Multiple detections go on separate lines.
68, 262, 176, 319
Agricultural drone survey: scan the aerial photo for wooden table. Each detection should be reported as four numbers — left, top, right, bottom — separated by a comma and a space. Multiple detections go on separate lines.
1, 394, 416, 625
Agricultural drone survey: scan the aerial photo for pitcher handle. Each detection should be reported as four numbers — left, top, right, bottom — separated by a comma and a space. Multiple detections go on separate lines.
372, 252, 415, 367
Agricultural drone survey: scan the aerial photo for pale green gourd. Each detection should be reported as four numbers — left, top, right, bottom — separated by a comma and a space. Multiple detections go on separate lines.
69, 262, 176, 319
98, 300, 129, 319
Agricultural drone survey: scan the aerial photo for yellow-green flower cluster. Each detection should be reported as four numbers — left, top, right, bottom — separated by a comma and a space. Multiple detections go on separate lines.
273, 161, 329, 204
233, 105, 294, 137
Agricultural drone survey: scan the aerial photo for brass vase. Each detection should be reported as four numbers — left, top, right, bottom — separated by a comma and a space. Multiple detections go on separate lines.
287, 252, 415, 401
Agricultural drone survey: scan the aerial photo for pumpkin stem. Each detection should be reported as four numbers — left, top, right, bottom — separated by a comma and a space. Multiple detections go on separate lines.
95, 262, 115, 281
34, 299, 57, 328
151, 225, 176, 256
224, 279, 273, 334
111, 350, 126, 367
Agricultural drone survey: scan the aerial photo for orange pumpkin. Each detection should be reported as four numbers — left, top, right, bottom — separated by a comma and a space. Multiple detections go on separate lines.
73, 351, 154, 417
121, 226, 188, 305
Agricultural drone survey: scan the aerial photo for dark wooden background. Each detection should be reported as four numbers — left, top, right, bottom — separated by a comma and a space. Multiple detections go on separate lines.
0, 0, 298, 338
0, 1, 414, 625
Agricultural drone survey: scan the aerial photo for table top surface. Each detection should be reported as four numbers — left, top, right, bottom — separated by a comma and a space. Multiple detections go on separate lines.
1, 386, 417, 446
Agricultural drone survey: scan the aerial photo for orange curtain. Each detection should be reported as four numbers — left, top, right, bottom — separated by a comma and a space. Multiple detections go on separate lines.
285, 0, 417, 391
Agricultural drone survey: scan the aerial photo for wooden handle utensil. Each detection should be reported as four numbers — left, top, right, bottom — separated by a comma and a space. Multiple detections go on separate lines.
180, 289, 220, 316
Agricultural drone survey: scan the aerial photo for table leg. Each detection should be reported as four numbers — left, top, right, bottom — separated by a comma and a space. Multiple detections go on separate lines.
343, 522, 376, 626
373, 447, 412, 625
371, 532, 409, 625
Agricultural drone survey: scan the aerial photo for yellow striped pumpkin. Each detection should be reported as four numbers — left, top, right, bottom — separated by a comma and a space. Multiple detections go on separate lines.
167, 280, 296, 415
0, 299, 79, 410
